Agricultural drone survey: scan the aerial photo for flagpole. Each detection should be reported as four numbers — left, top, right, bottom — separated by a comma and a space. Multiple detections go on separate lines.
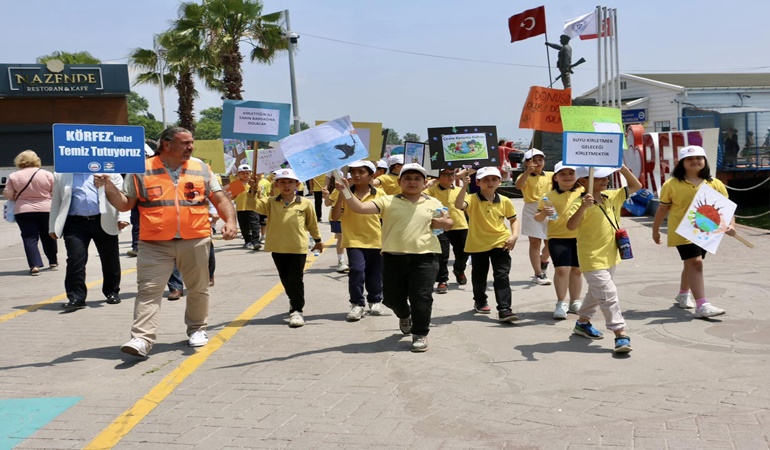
544, 33, 553, 87
612, 8, 623, 107
608, 9, 615, 108
596, 5, 602, 106
602, 7, 610, 108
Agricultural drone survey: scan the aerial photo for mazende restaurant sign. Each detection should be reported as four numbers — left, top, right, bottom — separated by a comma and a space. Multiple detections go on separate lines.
0, 61, 130, 97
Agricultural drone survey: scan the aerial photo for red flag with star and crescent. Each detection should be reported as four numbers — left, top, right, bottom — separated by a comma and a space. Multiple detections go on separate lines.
508, 6, 546, 43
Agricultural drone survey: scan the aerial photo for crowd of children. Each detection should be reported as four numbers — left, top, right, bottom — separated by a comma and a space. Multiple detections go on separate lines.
232, 145, 729, 355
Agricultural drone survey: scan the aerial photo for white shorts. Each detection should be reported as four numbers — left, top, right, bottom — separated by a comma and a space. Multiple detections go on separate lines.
521, 202, 548, 239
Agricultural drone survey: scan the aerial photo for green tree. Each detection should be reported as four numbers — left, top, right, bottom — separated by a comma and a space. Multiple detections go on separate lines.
36, 50, 100, 64
384, 129, 403, 145
199, 106, 223, 122
174, 0, 288, 100
403, 132, 421, 142
129, 31, 217, 132
289, 121, 310, 134
194, 118, 222, 140
126, 92, 164, 141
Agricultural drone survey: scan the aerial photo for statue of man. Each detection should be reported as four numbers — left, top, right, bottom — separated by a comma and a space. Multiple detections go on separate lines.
546, 34, 573, 89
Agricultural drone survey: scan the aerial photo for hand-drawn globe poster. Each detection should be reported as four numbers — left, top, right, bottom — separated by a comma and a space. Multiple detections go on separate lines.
427, 125, 498, 169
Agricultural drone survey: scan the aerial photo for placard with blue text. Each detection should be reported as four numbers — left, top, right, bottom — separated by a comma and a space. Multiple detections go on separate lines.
52, 124, 145, 173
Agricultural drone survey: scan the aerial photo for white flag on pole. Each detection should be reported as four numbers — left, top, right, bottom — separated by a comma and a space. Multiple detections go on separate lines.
563, 12, 596, 38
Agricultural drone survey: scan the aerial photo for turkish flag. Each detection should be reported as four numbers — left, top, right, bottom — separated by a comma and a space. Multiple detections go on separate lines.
508, 6, 546, 43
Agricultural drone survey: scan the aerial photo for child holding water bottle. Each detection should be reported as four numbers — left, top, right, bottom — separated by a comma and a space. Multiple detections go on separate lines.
255, 169, 323, 328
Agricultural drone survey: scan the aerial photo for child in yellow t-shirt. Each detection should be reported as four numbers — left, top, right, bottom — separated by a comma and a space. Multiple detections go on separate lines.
455, 167, 520, 321
234, 164, 261, 251
340, 163, 452, 352
329, 161, 386, 321
372, 154, 404, 195
534, 162, 584, 320
652, 145, 735, 318
566, 165, 641, 353
514, 149, 553, 285
322, 171, 349, 273
255, 169, 323, 328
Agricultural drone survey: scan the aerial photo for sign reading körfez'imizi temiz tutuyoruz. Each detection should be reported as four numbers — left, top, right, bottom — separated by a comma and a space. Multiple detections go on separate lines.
0, 63, 130, 96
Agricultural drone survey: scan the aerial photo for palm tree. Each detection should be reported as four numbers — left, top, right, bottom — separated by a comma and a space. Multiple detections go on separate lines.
129, 31, 218, 132
37, 51, 100, 64
174, 0, 288, 100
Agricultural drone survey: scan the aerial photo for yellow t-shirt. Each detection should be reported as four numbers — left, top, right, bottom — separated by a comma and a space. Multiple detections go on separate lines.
659, 177, 728, 247
516, 171, 553, 203
371, 194, 442, 254
257, 178, 271, 199
462, 192, 517, 253
234, 182, 258, 211
335, 185, 385, 249
425, 184, 469, 230
255, 195, 321, 254
378, 173, 402, 195
568, 187, 629, 272
537, 187, 584, 239
311, 174, 327, 192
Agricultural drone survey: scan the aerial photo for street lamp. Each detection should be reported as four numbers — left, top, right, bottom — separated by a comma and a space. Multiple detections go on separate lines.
284, 9, 301, 134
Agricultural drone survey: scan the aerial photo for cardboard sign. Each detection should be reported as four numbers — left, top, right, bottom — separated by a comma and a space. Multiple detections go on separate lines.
223, 139, 249, 176
675, 183, 736, 254
52, 124, 145, 173
279, 116, 368, 181
519, 86, 572, 133
316, 120, 383, 161
427, 126, 498, 169
404, 141, 426, 166
221, 100, 291, 141
256, 143, 289, 174
222, 178, 246, 199
560, 106, 626, 147
191, 140, 226, 174
563, 131, 624, 167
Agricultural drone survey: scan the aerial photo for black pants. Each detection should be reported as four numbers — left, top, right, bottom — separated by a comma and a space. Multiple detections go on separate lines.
272, 253, 307, 313
130, 206, 140, 251
15, 211, 58, 269
63, 215, 121, 302
436, 229, 469, 282
313, 191, 323, 221
469, 248, 512, 311
236, 210, 260, 245
382, 253, 438, 336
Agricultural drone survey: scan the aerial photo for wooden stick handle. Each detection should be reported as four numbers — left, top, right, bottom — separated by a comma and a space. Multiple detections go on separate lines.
732, 233, 754, 249
587, 167, 595, 194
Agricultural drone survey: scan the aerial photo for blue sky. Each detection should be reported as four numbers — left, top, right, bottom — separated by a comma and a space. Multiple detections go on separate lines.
3, 0, 769, 144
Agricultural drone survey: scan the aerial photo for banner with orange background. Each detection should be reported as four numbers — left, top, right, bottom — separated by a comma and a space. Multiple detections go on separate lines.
518, 86, 572, 133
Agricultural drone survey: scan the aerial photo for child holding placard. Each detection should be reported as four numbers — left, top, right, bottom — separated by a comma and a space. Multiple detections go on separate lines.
515, 149, 553, 286
534, 162, 584, 320
566, 164, 641, 353
651, 145, 735, 318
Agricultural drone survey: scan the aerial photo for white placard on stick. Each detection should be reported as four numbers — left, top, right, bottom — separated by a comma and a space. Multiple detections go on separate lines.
675, 183, 737, 254
562, 131, 624, 167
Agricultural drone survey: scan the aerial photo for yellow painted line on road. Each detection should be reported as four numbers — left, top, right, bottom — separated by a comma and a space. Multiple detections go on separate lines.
84, 237, 336, 450
0, 268, 138, 324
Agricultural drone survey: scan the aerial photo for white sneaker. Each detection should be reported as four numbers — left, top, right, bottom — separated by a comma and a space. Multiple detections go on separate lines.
695, 303, 726, 318
533, 273, 552, 285
568, 301, 582, 314
289, 311, 305, 327
411, 335, 428, 352
120, 337, 149, 357
368, 302, 383, 316
347, 305, 365, 321
553, 302, 568, 320
188, 330, 209, 347
336, 261, 350, 273
675, 293, 695, 309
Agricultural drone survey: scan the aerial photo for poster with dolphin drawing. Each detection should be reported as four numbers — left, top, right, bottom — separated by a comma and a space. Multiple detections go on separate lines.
278, 115, 368, 181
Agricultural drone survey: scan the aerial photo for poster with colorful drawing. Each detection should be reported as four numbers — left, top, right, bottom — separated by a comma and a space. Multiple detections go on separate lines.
404, 141, 426, 166
674, 183, 736, 254
223, 139, 249, 176
427, 126, 498, 169
315, 121, 383, 162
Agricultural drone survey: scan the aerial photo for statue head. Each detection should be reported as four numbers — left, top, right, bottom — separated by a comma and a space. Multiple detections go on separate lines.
560, 34, 571, 45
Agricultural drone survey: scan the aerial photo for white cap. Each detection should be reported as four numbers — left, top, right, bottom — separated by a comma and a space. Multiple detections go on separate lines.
348, 160, 376, 173
575, 166, 620, 179
237, 164, 252, 172
476, 166, 502, 180
553, 161, 578, 174
678, 145, 707, 160
398, 163, 428, 178
273, 168, 299, 181
387, 154, 404, 166
144, 143, 155, 157
376, 159, 388, 169
524, 149, 545, 160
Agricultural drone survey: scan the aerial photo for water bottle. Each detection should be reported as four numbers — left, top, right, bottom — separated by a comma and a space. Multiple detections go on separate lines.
542, 196, 558, 221
615, 229, 633, 260
312, 249, 321, 257
432, 207, 448, 235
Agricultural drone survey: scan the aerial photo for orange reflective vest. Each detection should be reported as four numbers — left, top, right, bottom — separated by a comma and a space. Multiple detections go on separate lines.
134, 157, 212, 241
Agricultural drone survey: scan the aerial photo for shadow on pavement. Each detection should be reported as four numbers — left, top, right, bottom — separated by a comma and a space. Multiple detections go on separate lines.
0, 343, 195, 371
513, 334, 615, 361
